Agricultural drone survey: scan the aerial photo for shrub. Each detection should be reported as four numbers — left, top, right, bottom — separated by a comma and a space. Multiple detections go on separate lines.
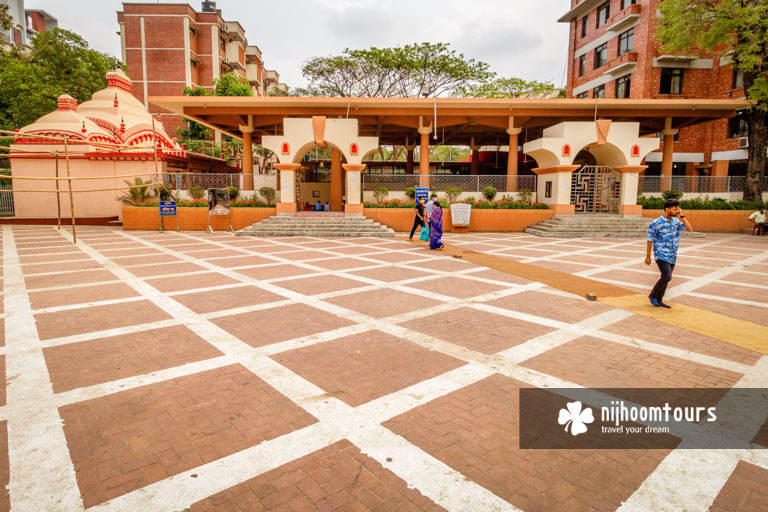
189, 185, 205, 199
259, 186, 276, 204
662, 189, 683, 200
119, 178, 152, 204
637, 194, 768, 210
483, 186, 497, 200
176, 200, 208, 207
405, 186, 416, 199
230, 199, 274, 208
445, 186, 462, 203
373, 187, 389, 203
517, 187, 533, 205
226, 186, 239, 200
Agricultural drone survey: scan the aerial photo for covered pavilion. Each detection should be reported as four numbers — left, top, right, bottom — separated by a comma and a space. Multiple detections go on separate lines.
149, 96, 749, 214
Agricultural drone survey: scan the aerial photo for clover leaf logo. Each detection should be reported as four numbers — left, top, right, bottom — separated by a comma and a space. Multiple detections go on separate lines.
558, 401, 594, 436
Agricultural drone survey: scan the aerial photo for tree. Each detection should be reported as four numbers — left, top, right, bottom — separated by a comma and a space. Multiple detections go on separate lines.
301, 42, 493, 98
213, 72, 253, 96
456, 77, 559, 98
176, 86, 211, 140
0, 28, 121, 134
657, 0, 768, 200
0, 4, 13, 32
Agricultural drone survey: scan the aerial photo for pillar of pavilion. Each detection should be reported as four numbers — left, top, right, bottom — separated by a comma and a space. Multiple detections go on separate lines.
274, 163, 300, 213
418, 116, 432, 188
239, 115, 255, 191
506, 118, 522, 192
660, 117, 678, 192
405, 138, 416, 174
343, 164, 365, 214
469, 137, 480, 176
330, 147, 343, 211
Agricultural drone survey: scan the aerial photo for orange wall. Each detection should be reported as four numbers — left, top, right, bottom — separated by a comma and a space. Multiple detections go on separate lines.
125, 207, 276, 231
642, 209, 756, 232
364, 208, 555, 232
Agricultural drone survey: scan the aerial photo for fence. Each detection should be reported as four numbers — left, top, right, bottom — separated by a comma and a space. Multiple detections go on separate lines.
0, 184, 14, 217
161, 173, 277, 191
362, 174, 536, 193
637, 176, 768, 194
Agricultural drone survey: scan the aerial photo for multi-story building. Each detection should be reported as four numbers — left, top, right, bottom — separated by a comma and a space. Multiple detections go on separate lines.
559, 0, 748, 180
0, 0, 58, 47
117, 1, 280, 137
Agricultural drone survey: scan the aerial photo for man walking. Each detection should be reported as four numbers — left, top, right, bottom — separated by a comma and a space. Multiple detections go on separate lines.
425, 193, 437, 221
645, 198, 692, 308
409, 197, 427, 240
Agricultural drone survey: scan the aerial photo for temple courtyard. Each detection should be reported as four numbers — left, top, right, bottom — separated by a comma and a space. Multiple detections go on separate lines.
1, 224, 767, 512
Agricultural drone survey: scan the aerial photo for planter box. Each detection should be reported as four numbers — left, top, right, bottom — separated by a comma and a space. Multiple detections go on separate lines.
642, 209, 756, 232
124, 207, 277, 231
363, 208, 554, 232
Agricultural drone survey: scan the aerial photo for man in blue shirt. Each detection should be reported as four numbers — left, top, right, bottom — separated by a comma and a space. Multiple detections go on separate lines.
645, 198, 693, 308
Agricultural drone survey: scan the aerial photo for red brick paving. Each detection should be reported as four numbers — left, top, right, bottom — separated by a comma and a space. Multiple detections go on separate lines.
0, 356, 4, 407
207, 255, 275, 268
710, 461, 768, 512
325, 288, 444, 319
271, 275, 369, 296
21, 260, 103, 274
24, 269, 120, 290
59, 364, 317, 508
34, 300, 172, 340
211, 304, 355, 348
674, 295, 768, 328
401, 307, 556, 354
407, 276, 507, 299
43, 325, 223, 393
27, 283, 140, 310
128, 262, 208, 278
186, 439, 445, 512
383, 374, 669, 512
235, 264, 317, 281
145, 272, 240, 293
487, 290, 612, 324
0, 421, 8, 512
347, 266, 434, 283
306, 257, 375, 271
173, 286, 284, 315
272, 330, 465, 406
696, 282, 767, 303
521, 336, 743, 388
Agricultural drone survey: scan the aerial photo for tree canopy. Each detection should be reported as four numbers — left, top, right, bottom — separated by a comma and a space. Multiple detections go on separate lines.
0, 28, 121, 134
657, 0, 767, 200
456, 77, 562, 98
213, 72, 254, 97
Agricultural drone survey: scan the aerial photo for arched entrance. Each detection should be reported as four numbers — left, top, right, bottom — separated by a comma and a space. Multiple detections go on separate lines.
571, 165, 621, 213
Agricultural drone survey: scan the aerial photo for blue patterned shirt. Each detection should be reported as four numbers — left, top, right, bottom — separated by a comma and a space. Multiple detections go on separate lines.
647, 215, 686, 264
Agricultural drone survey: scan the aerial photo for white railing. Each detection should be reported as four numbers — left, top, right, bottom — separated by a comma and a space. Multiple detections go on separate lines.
638, 176, 767, 194
361, 174, 536, 193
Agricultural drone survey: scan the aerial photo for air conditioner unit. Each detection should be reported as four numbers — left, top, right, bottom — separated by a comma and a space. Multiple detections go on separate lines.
738, 137, 749, 149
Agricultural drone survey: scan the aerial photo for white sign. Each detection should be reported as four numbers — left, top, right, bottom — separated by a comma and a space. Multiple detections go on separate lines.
450, 203, 472, 226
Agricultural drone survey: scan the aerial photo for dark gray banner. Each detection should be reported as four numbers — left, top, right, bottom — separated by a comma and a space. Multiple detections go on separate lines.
519, 388, 768, 449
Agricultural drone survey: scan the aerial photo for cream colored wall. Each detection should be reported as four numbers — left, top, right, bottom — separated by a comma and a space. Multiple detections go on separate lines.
299, 182, 331, 206
536, 172, 572, 207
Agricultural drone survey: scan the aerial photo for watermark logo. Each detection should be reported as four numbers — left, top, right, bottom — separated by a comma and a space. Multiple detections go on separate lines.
558, 401, 594, 436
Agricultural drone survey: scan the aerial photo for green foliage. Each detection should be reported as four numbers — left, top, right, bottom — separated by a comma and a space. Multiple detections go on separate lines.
0, 28, 122, 133
445, 186, 462, 203
259, 186, 276, 204
188, 185, 205, 199
405, 186, 416, 199
363, 197, 548, 209
373, 187, 389, 203
118, 178, 152, 205
226, 186, 239, 200
176, 86, 211, 140
662, 190, 684, 200
656, 0, 768, 200
483, 186, 497, 200
456, 77, 557, 98
230, 199, 274, 207
517, 187, 533, 205
637, 195, 768, 210
214, 72, 253, 96
301, 42, 493, 98
0, 4, 13, 32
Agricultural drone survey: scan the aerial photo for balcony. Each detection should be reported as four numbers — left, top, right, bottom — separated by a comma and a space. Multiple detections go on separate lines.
246, 63, 262, 84
603, 51, 638, 76
222, 21, 245, 42
607, 4, 642, 33
224, 41, 245, 71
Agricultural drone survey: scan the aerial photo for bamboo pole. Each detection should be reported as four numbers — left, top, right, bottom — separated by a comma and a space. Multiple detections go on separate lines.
152, 117, 163, 232
55, 151, 61, 230
64, 138, 77, 244
10, 183, 162, 193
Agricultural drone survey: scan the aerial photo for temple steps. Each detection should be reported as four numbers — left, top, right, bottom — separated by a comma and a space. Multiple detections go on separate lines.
525, 214, 704, 238
237, 213, 396, 237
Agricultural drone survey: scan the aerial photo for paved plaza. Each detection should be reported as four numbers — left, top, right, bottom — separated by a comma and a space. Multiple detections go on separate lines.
1, 224, 768, 511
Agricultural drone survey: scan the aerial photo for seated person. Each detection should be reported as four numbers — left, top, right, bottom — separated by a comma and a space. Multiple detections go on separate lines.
304, 202, 312, 211
749, 207, 767, 235
324, 202, 330, 211
315, 200, 323, 211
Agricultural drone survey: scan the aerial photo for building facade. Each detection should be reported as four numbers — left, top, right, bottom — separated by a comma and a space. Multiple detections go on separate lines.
116, 1, 282, 137
0, 0, 58, 47
559, 0, 748, 180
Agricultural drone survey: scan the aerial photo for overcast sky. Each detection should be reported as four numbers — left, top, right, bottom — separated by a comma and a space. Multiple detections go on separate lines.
26, 0, 571, 90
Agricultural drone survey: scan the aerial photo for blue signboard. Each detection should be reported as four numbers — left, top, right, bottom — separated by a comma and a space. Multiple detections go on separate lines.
415, 187, 429, 203
159, 201, 177, 216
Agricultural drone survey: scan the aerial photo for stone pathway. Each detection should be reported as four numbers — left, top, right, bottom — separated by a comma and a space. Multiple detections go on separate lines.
1, 225, 767, 511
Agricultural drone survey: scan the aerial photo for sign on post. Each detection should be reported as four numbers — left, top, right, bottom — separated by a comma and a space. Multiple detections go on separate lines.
159, 201, 176, 216
450, 203, 472, 226
415, 187, 429, 203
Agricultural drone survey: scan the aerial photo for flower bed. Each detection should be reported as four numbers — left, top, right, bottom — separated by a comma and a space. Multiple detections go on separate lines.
229, 200, 275, 208
363, 207, 554, 232
124, 206, 276, 231
641, 209, 760, 232
131, 200, 209, 208
363, 198, 548, 209
637, 196, 767, 210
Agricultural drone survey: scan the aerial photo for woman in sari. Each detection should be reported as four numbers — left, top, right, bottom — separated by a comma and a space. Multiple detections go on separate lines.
429, 200, 444, 250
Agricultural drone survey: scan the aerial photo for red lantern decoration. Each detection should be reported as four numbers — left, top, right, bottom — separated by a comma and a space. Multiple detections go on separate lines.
114, 93, 119, 108
281, 142, 290, 155
562, 144, 571, 157
82, 121, 87, 134
631, 144, 640, 157
350, 142, 358, 155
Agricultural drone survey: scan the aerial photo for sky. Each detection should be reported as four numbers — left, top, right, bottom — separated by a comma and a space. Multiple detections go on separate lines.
26, 0, 571, 90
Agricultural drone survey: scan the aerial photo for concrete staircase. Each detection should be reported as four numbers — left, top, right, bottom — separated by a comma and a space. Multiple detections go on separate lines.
236, 212, 396, 237
525, 214, 705, 238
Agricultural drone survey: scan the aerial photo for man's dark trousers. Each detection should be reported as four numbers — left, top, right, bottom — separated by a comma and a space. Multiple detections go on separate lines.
409, 218, 425, 238
650, 259, 675, 300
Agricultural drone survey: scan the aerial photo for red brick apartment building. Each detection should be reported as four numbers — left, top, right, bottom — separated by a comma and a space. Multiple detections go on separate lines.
117, 1, 285, 137
560, 0, 749, 179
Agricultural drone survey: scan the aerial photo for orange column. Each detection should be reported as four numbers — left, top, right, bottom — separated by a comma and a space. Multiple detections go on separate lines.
470, 138, 480, 176
242, 129, 254, 191
660, 118, 677, 192
506, 128, 521, 192
418, 128, 431, 188
330, 147, 342, 211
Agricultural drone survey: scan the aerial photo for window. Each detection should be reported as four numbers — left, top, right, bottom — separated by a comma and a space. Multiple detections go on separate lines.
616, 74, 631, 98
593, 84, 605, 98
597, 1, 610, 27
579, 55, 586, 76
576, 92, 589, 98
618, 28, 634, 55
728, 111, 748, 138
621, 0, 636, 9
189, 27, 196, 35
594, 43, 608, 69
191, 60, 197, 68
581, 15, 588, 38
545, 181, 552, 198
732, 68, 744, 89
660, 68, 684, 94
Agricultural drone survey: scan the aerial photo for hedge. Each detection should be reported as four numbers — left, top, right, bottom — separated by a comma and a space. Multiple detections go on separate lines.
637, 195, 768, 210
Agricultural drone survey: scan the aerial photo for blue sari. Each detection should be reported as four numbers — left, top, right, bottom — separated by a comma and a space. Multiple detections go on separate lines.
429, 205, 444, 249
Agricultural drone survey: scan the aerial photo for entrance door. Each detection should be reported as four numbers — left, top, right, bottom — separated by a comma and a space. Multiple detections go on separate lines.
571, 166, 621, 213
